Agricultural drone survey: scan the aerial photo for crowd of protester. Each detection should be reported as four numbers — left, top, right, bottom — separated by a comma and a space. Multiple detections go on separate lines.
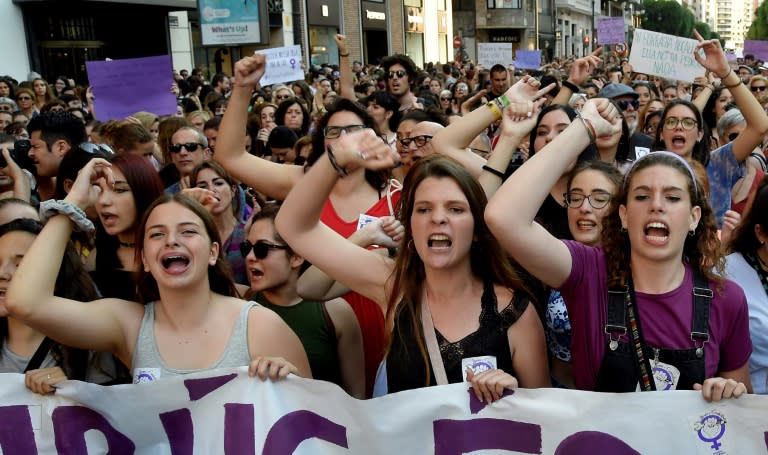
0, 31, 766, 405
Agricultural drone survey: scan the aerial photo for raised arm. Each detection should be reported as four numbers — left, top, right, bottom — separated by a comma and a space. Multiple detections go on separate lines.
6, 159, 140, 362
215, 53, 303, 201
693, 31, 768, 161
485, 99, 622, 288
334, 35, 356, 102
691, 73, 716, 114
275, 129, 399, 309
551, 50, 602, 106
431, 75, 552, 178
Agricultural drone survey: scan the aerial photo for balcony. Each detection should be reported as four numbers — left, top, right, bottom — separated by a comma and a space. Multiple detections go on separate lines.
555, 0, 593, 16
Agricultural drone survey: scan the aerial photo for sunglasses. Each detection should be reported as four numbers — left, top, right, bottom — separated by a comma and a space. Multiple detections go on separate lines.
276, 94, 293, 100
0, 106, 12, 112
440, 97, 452, 101
79, 142, 114, 155
324, 124, 366, 139
398, 135, 433, 148
239, 240, 287, 259
616, 99, 640, 111
388, 70, 407, 79
663, 117, 697, 130
17, 96, 32, 101
169, 142, 204, 153
751, 85, 767, 92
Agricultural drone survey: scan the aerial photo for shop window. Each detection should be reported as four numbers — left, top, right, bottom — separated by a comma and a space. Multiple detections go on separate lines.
487, 0, 522, 8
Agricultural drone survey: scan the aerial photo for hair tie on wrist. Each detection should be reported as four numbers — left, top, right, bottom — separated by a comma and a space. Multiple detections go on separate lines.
39, 200, 95, 233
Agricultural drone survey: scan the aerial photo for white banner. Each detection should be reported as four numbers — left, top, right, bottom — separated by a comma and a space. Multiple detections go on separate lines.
477, 43, 514, 69
0, 368, 766, 454
258, 45, 305, 87
629, 29, 705, 82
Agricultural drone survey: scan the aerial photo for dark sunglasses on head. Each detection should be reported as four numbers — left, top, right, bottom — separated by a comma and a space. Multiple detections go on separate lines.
388, 70, 407, 79
239, 240, 287, 259
751, 85, 767, 92
79, 142, 114, 155
169, 142, 204, 153
616, 99, 640, 111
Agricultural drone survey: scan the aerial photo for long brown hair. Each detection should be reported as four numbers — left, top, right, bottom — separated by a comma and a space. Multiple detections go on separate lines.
385, 155, 532, 386
601, 152, 724, 288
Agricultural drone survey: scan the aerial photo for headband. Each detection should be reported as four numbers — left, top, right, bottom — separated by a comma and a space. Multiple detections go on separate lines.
623, 151, 700, 198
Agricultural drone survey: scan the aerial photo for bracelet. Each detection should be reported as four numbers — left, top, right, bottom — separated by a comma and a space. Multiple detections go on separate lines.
339, 53, 350, 57
723, 78, 742, 89
718, 68, 733, 80
562, 80, 580, 93
576, 114, 596, 144
482, 165, 506, 179
496, 94, 511, 108
326, 144, 348, 177
486, 101, 503, 120
39, 200, 95, 233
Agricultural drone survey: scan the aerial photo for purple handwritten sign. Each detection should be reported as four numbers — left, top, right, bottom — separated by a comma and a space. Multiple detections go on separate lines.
515, 50, 541, 69
744, 40, 768, 61
598, 17, 625, 45
86, 55, 177, 121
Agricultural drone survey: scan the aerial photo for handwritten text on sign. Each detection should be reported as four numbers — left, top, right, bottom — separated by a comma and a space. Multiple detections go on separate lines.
629, 29, 704, 82
257, 45, 304, 86
0, 368, 766, 453
477, 43, 514, 68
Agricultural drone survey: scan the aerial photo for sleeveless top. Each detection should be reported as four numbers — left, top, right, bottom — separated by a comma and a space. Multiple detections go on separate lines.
386, 282, 529, 393
255, 293, 342, 385
131, 301, 257, 383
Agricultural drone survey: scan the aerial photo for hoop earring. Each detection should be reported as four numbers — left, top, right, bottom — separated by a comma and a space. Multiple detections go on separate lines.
688, 229, 696, 237
407, 239, 414, 250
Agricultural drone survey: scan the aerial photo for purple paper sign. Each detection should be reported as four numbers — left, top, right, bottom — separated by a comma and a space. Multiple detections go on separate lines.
744, 40, 768, 61
515, 50, 541, 69
86, 55, 177, 121
598, 17, 625, 45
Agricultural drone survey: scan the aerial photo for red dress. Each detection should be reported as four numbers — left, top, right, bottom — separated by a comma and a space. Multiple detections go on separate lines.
320, 182, 400, 397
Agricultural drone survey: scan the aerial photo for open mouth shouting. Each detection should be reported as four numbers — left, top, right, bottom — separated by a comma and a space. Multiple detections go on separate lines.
643, 221, 670, 244
161, 252, 191, 275
427, 234, 452, 249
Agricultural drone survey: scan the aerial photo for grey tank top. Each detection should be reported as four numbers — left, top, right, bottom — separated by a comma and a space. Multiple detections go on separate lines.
131, 300, 258, 384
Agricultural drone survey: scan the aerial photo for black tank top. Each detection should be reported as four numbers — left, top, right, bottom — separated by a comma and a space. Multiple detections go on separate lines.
386, 282, 528, 393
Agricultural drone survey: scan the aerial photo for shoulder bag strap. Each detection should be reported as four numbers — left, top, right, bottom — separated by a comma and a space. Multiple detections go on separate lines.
24, 337, 54, 373
420, 290, 449, 385
626, 279, 656, 391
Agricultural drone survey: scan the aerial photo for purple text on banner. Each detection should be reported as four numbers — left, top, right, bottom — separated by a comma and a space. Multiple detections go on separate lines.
86, 55, 177, 121
515, 50, 541, 69
744, 40, 768, 61
598, 17, 625, 45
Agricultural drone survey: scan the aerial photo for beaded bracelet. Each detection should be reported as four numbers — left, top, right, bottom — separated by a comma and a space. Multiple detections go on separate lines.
39, 200, 95, 232
326, 144, 348, 177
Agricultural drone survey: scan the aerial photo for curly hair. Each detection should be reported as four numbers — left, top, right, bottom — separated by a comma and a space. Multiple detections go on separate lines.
601, 152, 724, 288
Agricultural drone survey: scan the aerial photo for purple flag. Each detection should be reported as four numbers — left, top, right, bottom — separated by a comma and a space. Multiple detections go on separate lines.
515, 50, 541, 69
744, 40, 768, 61
598, 17, 625, 45
86, 55, 177, 121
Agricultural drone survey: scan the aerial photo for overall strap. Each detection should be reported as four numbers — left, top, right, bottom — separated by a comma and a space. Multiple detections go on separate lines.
691, 270, 713, 352
626, 279, 656, 391
605, 286, 628, 339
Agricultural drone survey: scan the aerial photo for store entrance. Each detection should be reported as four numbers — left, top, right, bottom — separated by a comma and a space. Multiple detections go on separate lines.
39, 42, 105, 84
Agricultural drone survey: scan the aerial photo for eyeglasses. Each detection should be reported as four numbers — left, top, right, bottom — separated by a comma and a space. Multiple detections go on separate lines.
388, 70, 407, 79
169, 142, 205, 153
398, 135, 433, 148
564, 191, 612, 209
239, 240, 287, 259
644, 123, 658, 134
276, 93, 293, 101
728, 132, 739, 142
440, 97, 452, 102
323, 124, 366, 139
616, 99, 640, 111
663, 117, 697, 130
17, 96, 32, 101
751, 85, 767, 92
79, 142, 114, 155
0, 105, 12, 112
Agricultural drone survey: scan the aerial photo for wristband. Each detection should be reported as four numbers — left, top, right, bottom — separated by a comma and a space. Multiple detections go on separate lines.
39, 200, 95, 233
482, 165, 506, 179
496, 94, 511, 108
718, 68, 733, 80
562, 80, 580, 93
486, 101, 503, 120
326, 145, 348, 177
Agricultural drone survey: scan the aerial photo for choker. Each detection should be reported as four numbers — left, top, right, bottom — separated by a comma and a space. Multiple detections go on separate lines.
118, 241, 136, 248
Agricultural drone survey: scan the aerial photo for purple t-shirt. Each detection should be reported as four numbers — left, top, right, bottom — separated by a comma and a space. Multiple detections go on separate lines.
559, 241, 752, 391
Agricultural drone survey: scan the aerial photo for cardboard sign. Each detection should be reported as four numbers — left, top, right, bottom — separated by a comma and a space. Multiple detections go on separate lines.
598, 17, 625, 45
629, 29, 704, 82
515, 50, 542, 69
85, 55, 177, 121
257, 45, 304, 86
477, 42, 514, 68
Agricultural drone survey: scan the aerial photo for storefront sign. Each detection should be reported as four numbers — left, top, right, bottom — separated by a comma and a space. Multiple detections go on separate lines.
198, 0, 268, 46
362, 1, 386, 30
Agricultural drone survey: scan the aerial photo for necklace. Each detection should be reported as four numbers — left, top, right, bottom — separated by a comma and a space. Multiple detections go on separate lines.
118, 240, 136, 248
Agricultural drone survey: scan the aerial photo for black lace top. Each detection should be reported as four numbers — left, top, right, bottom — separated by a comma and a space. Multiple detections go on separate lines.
386, 281, 528, 393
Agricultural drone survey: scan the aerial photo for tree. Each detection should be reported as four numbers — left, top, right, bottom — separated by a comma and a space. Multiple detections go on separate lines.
641, 0, 695, 38
747, 1, 768, 40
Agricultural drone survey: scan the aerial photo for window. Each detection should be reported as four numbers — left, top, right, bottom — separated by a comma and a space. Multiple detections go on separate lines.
487, 0, 522, 8
456, 0, 474, 9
